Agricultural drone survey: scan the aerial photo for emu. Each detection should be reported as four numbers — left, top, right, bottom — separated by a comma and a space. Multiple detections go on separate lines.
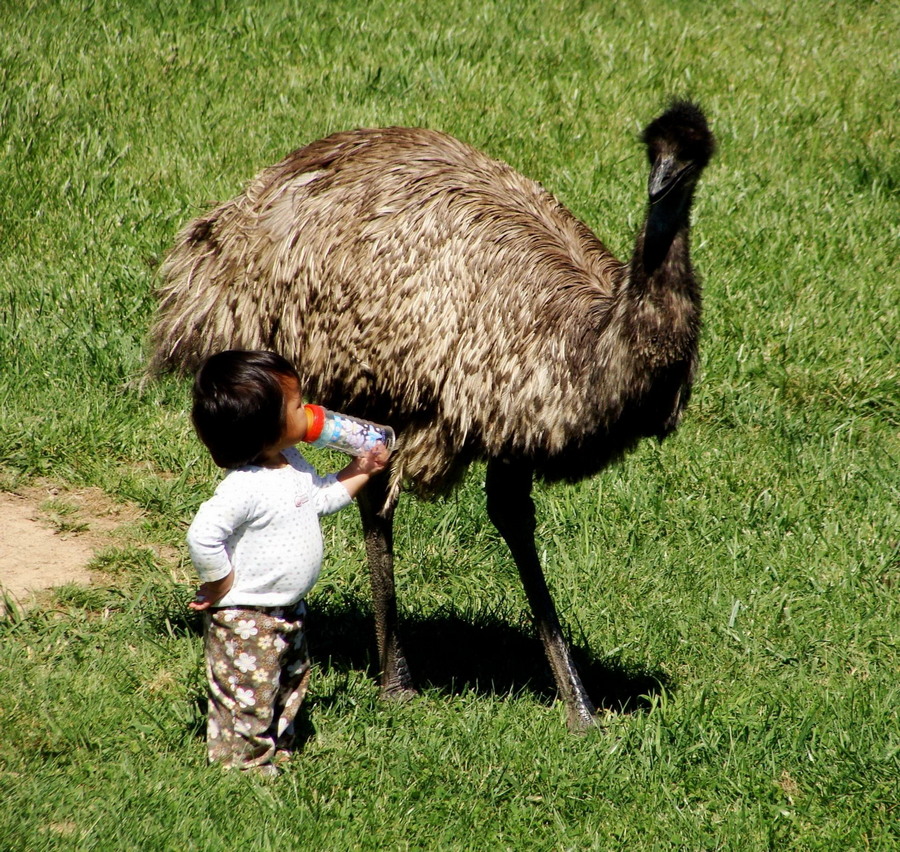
150, 101, 715, 731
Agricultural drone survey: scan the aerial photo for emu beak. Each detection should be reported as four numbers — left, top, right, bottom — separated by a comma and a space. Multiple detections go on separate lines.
648, 155, 694, 204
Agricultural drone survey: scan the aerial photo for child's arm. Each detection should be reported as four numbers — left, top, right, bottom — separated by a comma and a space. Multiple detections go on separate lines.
336, 444, 391, 499
186, 480, 250, 611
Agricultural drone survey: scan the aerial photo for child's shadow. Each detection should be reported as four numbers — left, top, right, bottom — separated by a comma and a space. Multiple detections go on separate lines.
311, 595, 669, 714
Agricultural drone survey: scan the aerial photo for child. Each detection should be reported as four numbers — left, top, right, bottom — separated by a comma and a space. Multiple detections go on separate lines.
186, 349, 390, 775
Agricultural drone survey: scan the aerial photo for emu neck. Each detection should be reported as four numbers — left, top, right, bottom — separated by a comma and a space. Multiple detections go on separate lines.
627, 193, 696, 298
614, 192, 701, 367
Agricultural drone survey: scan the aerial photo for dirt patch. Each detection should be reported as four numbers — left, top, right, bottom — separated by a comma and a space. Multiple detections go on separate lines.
0, 483, 145, 613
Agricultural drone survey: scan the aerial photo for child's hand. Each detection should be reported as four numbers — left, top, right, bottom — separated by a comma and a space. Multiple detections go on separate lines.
355, 443, 391, 475
336, 444, 391, 497
188, 585, 214, 611
188, 572, 234, 611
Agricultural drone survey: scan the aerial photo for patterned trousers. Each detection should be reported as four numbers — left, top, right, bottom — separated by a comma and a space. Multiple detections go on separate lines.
203, 600, 311, 770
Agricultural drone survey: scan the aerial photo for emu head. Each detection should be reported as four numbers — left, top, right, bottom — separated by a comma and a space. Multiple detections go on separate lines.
642, 101, 716, 206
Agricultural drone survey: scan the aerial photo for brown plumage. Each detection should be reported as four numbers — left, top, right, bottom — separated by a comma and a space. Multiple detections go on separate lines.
150, 101, 715, 730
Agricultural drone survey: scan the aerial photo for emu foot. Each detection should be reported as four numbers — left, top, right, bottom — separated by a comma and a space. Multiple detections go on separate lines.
380, 684, 419, 703
564, 695, 601, 734
572, 713, 615, 736
378, 653, 417, 702
567, 715, 599, 734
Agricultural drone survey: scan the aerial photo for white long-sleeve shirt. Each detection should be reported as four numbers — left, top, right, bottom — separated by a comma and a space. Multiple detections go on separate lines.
186, 447, 353, 608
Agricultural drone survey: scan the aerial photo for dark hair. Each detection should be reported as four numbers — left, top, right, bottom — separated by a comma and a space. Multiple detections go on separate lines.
191, 350, 301, 468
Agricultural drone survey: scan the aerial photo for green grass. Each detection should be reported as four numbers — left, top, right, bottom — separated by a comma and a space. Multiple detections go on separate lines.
1, 0, 898, 848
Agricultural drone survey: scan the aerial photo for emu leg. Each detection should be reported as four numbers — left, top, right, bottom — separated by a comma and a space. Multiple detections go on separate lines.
485, 458, 596, 732
357, 474, 415, 699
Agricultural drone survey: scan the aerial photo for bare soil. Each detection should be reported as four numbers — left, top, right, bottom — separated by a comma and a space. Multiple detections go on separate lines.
0, 483, 146, 613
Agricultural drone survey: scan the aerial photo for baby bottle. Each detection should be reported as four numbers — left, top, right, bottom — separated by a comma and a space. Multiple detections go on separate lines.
302, 404, 395, 456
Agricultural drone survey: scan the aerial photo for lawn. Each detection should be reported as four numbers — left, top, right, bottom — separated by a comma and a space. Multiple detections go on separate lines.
0, 0, 897, 849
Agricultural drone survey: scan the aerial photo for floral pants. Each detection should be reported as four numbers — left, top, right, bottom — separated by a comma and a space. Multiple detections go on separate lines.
203, 601, 310, 770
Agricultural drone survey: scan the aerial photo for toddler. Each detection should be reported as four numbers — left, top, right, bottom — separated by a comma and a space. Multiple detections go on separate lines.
186, 349, 389, 775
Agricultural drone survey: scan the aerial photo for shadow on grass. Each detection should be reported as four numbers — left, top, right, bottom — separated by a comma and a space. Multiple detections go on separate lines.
311, 595, 669, 714
174, 593, 668, 716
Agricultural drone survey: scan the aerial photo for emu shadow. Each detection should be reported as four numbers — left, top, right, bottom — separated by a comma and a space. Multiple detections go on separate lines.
311, 595, 670, 714
169, 594, 669, 721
